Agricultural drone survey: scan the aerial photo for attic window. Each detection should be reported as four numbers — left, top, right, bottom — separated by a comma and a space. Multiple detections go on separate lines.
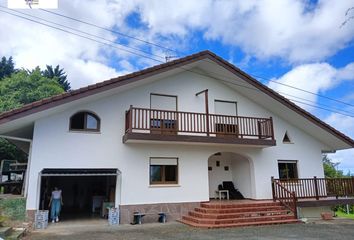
282, 131, 292, 143
70, 111, 100, 132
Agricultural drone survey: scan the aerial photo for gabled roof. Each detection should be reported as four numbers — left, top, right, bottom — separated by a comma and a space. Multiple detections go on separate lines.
0, 50, 353, 147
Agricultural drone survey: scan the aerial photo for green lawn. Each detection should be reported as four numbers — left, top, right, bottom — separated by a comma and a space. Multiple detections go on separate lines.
336, 211, 354, 220
0, 197, 26, 221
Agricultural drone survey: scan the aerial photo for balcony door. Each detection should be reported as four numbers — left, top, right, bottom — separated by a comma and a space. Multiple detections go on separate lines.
214, 100, 238, 137
150, 93, 178, 135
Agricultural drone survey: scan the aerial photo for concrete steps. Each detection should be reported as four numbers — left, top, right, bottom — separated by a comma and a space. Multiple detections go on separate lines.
0, 227, 25, 240
180, 201, 299, 228
179, 218, 299, 229
194, 205, 285, 214
0, 227, 12, 239
189, 209, 290, 219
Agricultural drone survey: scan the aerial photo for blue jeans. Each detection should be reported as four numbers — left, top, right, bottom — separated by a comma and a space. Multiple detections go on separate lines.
51, 199, 61, 220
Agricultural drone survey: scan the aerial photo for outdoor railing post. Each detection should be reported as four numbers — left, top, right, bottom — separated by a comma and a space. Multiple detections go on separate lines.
128, 105, 133, 133
314, 176, 319, 200
125, 110, 128, 132
269, 117, 274, 140
271, 176, 276, 202
292, 191, 298, 219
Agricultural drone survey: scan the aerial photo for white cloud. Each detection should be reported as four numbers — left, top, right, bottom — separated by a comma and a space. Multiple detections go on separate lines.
66, 60, 123, 85
0, 0, 138, 89
1, 0, 354, 89
268, 62, 354, 111
127, 0, 354, 63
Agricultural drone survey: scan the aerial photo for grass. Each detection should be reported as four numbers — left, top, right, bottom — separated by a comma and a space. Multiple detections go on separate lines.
336, 211, 354, 220
0, 197, 26, 222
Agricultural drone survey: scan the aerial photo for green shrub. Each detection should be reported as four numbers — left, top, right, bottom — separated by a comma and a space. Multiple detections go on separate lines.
0, 198, 26, 222
333, 204, 354, 215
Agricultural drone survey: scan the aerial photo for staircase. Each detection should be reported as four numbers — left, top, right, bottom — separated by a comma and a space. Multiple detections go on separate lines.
179, 201, 299, 228
0, 226, 25, 239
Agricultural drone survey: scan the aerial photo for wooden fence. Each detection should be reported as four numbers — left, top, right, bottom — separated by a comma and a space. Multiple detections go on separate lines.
272, 176, 354, 200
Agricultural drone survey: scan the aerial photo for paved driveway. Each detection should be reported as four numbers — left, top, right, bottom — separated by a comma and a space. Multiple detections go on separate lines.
26, 218, 354, 240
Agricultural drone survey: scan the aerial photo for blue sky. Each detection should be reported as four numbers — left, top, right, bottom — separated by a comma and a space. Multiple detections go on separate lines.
0, 0, 354, 173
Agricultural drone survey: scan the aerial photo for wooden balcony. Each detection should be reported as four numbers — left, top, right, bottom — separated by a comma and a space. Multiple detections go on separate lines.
123, 106, 276, 146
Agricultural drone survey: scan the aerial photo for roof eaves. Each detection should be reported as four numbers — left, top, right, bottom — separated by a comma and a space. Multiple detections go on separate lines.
0, 50, 353, 148
0, 51, 210, 124
205, 53, 354, 147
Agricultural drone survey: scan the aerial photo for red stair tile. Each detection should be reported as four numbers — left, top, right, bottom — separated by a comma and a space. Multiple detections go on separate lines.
180, 201, 299, 228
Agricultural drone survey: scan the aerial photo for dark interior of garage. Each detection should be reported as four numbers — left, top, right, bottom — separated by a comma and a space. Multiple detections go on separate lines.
39, 169, 117, 220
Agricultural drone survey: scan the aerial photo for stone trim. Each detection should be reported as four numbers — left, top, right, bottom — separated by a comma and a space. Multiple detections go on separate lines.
119, 202, 200, 224
26, 210, 36, 228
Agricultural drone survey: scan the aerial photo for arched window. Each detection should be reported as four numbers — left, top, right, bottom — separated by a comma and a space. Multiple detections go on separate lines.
69, 111, 100, 132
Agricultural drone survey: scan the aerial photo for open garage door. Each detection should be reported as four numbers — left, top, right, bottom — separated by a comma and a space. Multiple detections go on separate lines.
39, 168, 120, 221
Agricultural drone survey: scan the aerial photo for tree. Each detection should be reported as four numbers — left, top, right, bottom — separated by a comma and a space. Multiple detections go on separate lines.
0, 56, 15, 79
43, 65, 71, 92
323, 154, 344, 178
0, 69, 65, 161
0, 139, 27, 162
0, 68, 65, 112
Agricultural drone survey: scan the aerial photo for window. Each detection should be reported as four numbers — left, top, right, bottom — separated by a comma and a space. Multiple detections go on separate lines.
70, 111, 100, 132
214, 100, 238, 136
214, 100, 237, 116
150, 93, 177, 111
278, 160, 298, 179
150, 93, 178, 135
150, 158, 178, 185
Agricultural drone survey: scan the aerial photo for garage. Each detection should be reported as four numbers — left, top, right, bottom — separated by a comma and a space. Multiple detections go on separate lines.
39, 168, 119, 221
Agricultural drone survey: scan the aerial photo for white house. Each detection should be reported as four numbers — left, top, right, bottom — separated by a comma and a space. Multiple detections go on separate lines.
0, 51, 353, 225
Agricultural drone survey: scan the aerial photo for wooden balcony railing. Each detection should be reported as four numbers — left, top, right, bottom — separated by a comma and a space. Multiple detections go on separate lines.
125, 106, 275, 140
272, 176, 354, 200
272, 180, 297, 218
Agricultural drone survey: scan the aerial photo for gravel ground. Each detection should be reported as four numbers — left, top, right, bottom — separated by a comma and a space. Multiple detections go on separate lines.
25, 218, 354, 240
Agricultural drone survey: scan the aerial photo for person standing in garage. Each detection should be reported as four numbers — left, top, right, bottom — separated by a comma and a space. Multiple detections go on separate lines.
49, 187, 63, 223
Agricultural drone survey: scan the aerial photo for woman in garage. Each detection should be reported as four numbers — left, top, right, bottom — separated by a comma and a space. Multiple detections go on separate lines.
48, 187, 63, 223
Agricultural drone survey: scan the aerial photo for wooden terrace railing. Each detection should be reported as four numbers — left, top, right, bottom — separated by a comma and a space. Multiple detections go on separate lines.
272, 180, 297, 218
125, 106, 275, 140
272, 176, 354, 200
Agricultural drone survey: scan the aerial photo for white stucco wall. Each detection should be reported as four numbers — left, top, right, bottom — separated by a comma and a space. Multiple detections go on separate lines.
208, 155, 233, 198
26, 69, 326, 210
208, 152, 253, 199
231, 155, 252, 198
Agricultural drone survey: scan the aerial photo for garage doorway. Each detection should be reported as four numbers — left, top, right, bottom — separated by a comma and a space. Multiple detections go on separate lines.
39, 169, 119, 221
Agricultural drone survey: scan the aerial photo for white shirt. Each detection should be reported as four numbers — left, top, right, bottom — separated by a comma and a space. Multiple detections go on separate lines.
52, 190, 62, 199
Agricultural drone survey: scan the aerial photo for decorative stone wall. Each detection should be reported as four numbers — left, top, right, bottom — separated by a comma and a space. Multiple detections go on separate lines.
119, 202, 200, 224
26, 210, 36, 228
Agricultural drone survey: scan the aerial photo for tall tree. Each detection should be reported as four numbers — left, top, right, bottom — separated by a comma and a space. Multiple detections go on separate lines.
43, 65, 71, 92
0, 56, 15, 79
0, 69, 65, 161
0, 68, 64, 111
323, 154, 344, 178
